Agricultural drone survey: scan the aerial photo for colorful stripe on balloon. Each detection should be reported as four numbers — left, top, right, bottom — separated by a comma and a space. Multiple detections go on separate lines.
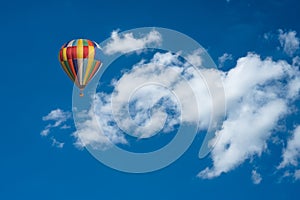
58, 39, 102, 89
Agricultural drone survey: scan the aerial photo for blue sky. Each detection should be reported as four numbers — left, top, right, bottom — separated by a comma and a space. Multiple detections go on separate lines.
1, 0, 300, 199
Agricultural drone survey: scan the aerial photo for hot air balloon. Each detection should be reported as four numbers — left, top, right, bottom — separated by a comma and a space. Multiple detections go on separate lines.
58, 39, 102, 97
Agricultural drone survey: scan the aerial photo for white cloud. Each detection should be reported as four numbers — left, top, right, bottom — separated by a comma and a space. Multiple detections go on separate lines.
51, 137, 64, 149
109, 52, 210, 138
287, 75, 300, 99
198, 53, 300, 179
73, 102, 127, 150
45, 29, 300, 182
42, 109, 71, 124
186, 49, 204, 67
278, 29, 300, 56
278, 169, 300, 181
293, 56, 300, 66
251, 170, 262, 184
263, 33, 270, 40
218, 53, 233, 68
103, 30, 162, 55
40, 129, 50, 137
278, 126, 300, 168
294, 170, 300, 180
41, 109, 71, 136
73, 51, 212, 145
60, 124, 71, 129
71, 49, 300, 180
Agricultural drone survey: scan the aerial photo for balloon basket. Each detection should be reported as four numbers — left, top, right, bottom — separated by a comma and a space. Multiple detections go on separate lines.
79, 89, 84, 97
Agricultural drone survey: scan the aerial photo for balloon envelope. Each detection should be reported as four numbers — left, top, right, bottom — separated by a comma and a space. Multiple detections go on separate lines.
58, 39, 102, 94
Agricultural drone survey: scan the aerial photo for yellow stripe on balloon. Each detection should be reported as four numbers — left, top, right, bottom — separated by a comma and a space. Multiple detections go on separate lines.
77, 39, 83, 59
88, 45, 95, 59
83, 46, 95, 85
62, 48, 68, 61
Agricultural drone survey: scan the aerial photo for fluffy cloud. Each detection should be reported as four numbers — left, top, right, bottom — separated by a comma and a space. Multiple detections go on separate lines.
72, 99, 127, 149
73, 51, 212, 147
103, 30, 162, 55
293, 56, 300, 66
198, 54, 300, 179
251, 170, 262, 184
110, 52, 213, 136
186, 49, 204, 67
44, 29, 300, 182
278, 126, 300, 168
72, 49, 300, 178
41, 109, 71, 136
278, 29, 300, 56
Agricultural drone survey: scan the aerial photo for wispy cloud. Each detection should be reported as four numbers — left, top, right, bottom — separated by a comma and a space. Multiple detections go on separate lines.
294, 170, 300, 180
40, 129, 50, 137
40, 109, 71, 148
251, 170, 262, 184
278, 126, 300, 169
41, 109, 72, 136
278, 29, 300, 56
218, 53, 233, 68
51, 137, 64, 148
103, 30, 162, 55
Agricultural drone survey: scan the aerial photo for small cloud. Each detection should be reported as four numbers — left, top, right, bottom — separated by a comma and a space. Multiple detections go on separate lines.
60, 124, 71, 129
41, 109, 71, 136
103, 30, 162, 55
51, 137, 64, 149
278, 169, 300, 181
251, 170, 262, 184
263, 33, 270, 40
218, 53, 233, 68
278, 126, 300, 169
42, 109, 71, 127
292, 56, 300, 67
278, 29, 300, 56
40, 129, 50, 137
294, 170, 300, 180
40, 109, 72, 147
263, 31, 276, 41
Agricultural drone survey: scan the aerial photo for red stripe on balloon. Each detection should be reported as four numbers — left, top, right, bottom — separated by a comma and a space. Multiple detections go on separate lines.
59, 49, 63, 61
67, 47, 72, 59
67, 59, 77, 78
87, 40, 94, 46
83, 46, 89, 58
